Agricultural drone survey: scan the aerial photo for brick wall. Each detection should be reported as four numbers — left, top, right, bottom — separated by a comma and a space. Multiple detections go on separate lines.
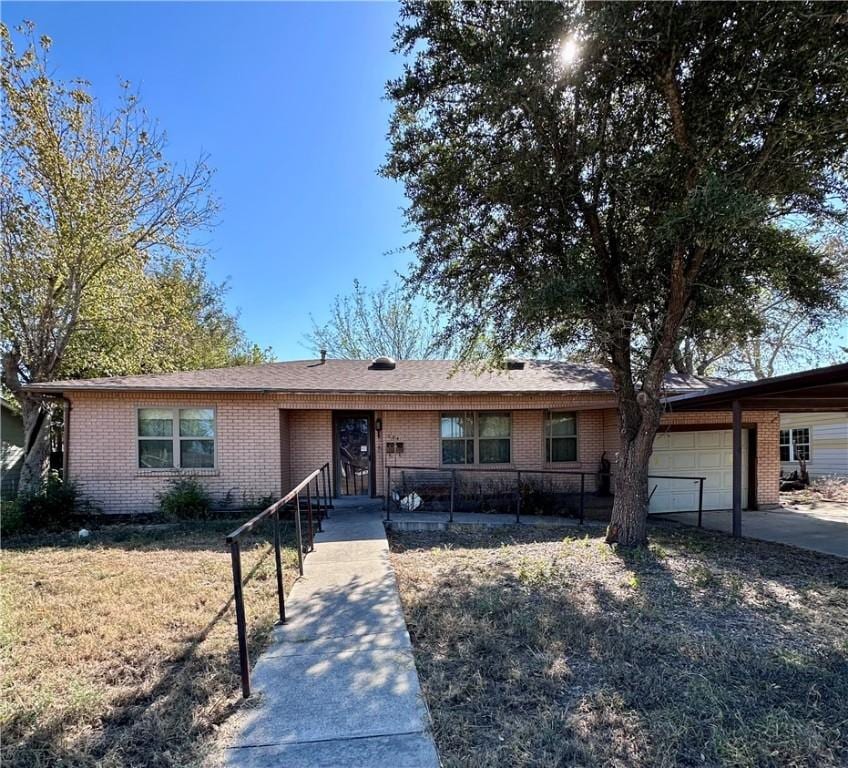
68, 391, 282, 514
66, 389, 780, 512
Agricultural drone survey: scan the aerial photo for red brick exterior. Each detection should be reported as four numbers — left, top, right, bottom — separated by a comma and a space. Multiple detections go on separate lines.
65, 390, 780, 514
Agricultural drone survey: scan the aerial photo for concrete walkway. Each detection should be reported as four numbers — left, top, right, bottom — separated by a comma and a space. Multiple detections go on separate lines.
661, 503, 848, 559
217, 503, 439, 768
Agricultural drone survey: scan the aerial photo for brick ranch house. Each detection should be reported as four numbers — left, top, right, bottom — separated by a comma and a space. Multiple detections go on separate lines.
25, 358, 782, 516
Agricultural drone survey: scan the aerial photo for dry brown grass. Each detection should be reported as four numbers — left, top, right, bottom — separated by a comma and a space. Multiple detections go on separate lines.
784, 477, 848, 505
1, 520, 299, 768
389, 524, 848, 768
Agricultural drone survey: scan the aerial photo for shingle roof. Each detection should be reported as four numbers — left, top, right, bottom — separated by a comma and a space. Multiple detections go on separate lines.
24, 359, 729, 396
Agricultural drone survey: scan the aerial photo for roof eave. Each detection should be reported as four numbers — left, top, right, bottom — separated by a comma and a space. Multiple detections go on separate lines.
23, 384, 621, 397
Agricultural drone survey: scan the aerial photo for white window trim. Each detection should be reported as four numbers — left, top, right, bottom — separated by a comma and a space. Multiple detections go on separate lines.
440, 411, 512, 466
544, 410, 580, 464
780, 426, 811, 463
136, 406, 218, 471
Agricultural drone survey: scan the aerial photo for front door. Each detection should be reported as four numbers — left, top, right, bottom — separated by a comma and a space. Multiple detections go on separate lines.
334, 413, 373, 496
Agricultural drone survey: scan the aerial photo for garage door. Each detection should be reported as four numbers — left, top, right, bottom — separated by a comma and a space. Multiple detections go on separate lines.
649, 430, 748, 513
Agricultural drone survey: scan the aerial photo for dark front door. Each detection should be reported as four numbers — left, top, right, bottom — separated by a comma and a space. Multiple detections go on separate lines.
334, 413, 373, 497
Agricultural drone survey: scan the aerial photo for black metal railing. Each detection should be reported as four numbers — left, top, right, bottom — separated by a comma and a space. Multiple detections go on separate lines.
225, 462, 332, 698
646, 475, 707, 527
384, 464, 707, 527
385, 465, 601, 524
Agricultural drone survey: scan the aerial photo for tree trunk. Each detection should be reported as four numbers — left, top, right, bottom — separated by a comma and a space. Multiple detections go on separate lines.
17, 393, 52, 495
607, 399, 663, 547
3, 348, 53, 495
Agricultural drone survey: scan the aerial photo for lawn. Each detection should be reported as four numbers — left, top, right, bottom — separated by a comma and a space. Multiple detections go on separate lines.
1, 519, 299, 768
389, 524, 848, 768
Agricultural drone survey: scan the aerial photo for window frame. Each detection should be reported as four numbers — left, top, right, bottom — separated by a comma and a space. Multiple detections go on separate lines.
440, 411, 476, 466
439, 411, 512, 466
477, 411, 512, 465
544, 410, 579, 464
780, 427, 810, 463
136, 406, 218, 471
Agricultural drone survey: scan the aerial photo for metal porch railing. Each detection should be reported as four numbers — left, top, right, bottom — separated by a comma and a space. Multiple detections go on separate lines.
225, 462, 332, 698
384, 464, 707, 527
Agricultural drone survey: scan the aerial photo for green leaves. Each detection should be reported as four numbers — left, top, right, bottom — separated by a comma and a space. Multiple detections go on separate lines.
384, 1, 848, 381
0, 21, 267, 389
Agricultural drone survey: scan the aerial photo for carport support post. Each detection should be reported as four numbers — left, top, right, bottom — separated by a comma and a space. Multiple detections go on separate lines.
732, 399, 743, 538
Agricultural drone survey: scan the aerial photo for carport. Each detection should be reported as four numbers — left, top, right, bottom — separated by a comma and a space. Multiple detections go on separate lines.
663, 362, 848, 540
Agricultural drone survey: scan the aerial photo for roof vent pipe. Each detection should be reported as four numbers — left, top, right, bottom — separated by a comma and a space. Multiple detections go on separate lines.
320, 349, 327, 364
370, 356, 397, 370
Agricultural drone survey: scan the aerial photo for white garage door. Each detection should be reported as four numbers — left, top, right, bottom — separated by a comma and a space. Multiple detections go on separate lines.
649, 430, 748, 513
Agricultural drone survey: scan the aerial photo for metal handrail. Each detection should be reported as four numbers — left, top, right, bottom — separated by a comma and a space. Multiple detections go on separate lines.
226, 461, 332, 698
384, 464, 707, 528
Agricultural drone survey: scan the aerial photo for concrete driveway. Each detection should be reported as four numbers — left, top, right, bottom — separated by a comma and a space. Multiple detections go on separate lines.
659, 501, 848, 559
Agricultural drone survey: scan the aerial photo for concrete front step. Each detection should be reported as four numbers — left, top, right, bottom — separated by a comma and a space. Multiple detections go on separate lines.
221, 732, 439, 768
232, 647, 428, 747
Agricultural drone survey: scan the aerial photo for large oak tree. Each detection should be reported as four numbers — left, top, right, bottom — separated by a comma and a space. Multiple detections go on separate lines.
384, 2, 847, 545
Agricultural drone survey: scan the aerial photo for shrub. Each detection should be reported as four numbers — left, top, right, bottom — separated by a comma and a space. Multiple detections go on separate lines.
240, 491, 277, 511
6, 473, 83, 531
157, 477, 212, 520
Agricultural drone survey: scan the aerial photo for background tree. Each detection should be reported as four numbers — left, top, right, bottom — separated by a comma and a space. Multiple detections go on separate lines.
384, 1, 847, 545
60, 261, 271, 379
1, 24, 267, 495
673, 239, 848, 378
305, 279, 455, 359
674, 293, 847, 379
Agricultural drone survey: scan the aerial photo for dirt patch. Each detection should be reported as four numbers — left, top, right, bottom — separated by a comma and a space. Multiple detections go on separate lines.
1, 519, 299, 768
390, 524, 848, 767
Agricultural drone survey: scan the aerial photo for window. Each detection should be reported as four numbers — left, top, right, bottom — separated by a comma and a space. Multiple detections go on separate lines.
138, 408, 215, 469
545, 411, 577, 462
780, 427, 810, 463
478, 412, 511, 464
441, 412, 474, 464
440, 411, 512, 465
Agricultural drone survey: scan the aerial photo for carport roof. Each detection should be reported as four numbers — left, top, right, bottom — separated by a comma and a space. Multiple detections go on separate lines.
663, 362, 848, 412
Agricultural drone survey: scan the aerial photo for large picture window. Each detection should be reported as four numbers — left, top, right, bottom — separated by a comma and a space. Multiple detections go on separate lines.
440, 411, 512, 465
780, 427, 810, 462
545, 411, 578, 462
138, 407, 215, 469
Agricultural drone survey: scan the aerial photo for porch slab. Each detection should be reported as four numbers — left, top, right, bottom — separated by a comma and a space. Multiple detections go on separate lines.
384, 509, 606, 532
215, 504, 438, 768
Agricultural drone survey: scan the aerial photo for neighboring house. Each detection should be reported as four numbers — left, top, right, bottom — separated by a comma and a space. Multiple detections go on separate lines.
23, 358, 783, 516
780, 412, 848, 478
1, 397, 25, 499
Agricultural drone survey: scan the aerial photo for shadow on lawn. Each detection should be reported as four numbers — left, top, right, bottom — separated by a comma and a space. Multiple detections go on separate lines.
390, 525, 848, 768
2, 540, 285, 768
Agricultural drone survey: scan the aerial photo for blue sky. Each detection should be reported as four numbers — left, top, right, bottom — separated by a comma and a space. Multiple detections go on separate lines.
4, 1, 410, 360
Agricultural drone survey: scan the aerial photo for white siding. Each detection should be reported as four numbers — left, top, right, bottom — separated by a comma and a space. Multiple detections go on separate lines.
780, 412, 848, 477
